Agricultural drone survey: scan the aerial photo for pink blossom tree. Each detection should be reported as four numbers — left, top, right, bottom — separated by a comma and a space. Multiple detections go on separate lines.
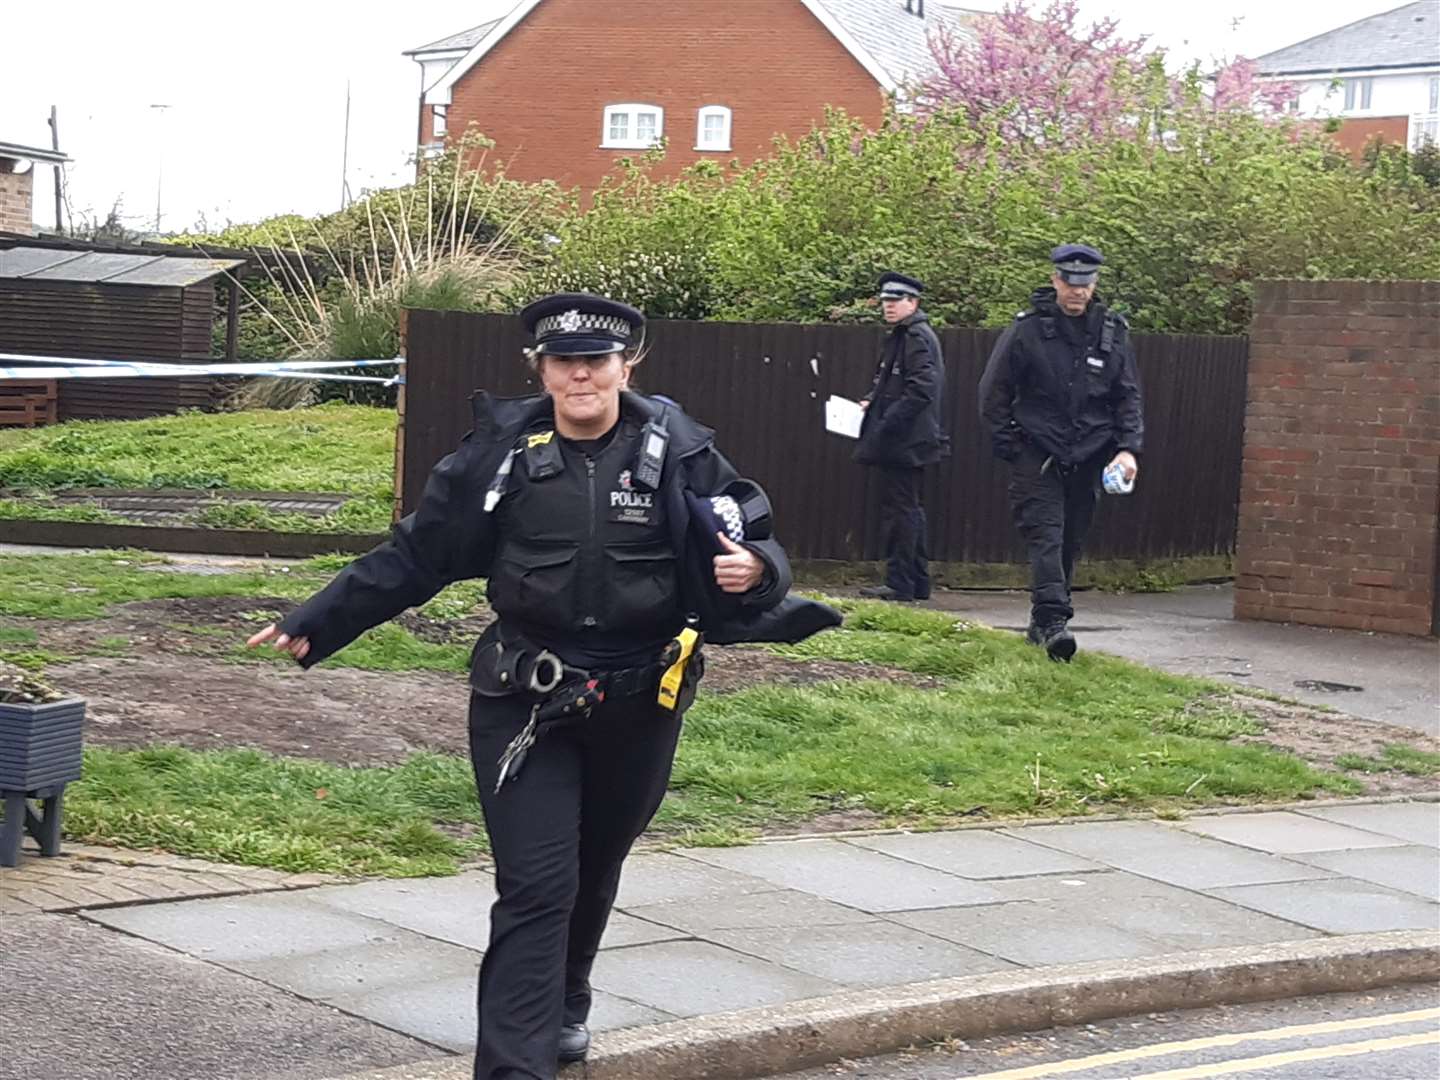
918, 1, 1295, 149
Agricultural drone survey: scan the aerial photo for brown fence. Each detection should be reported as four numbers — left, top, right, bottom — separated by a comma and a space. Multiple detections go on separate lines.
403, 310, 1248, 563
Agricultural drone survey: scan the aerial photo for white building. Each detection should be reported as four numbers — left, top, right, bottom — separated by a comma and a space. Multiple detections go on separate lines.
1255, 0, 1439, 152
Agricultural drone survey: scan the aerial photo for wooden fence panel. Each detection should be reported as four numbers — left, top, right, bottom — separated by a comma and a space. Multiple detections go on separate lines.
403, 310, 1248, 563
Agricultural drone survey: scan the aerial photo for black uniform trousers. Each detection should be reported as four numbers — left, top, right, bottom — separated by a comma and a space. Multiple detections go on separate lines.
879, 466, 930, 600
1007, 444, 1104, 627
467, 688, 684, 1080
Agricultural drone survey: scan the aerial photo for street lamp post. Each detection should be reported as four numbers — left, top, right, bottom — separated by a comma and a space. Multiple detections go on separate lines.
150, 104, 171, 234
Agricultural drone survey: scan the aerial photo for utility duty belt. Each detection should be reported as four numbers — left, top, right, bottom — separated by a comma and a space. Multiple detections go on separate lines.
479, 620, 705, 792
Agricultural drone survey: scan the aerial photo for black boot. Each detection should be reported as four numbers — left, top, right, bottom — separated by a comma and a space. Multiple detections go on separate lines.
1025, 621, 1043, 646
1039, 621, 1076, 662
558, 1023, 590, 1064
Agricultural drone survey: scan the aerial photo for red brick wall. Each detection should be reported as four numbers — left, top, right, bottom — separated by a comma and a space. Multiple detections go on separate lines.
0, 162, 35, 235
1331, 115, 1411, 161
1235, 280, 1440, 636
436, 0, 887, 193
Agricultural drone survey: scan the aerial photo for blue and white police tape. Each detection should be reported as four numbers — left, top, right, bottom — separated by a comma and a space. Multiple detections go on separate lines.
0, 353, 405, 386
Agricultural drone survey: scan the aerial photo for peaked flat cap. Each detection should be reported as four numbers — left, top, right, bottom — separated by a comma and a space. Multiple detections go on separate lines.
520, 292, 645, 356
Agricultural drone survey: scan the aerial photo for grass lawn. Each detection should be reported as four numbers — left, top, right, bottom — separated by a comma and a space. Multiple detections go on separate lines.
0, 404, 395, 532
4, 551, 1429, 878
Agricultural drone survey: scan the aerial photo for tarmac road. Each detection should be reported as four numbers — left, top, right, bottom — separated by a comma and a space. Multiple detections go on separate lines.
762, 983, 1440, 1080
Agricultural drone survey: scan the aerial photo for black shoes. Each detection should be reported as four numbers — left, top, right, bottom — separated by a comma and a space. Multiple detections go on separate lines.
1027, 620, 1077, 662
558, 1022, 590, 1063
859, 585, 916, 602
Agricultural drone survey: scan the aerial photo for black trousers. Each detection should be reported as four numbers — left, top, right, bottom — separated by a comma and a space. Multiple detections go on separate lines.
878, 466, 930, 600
1007, 445, 1104, 626
467, 689, 684, 1080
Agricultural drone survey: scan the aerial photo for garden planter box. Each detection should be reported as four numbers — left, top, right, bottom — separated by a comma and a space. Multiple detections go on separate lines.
0, 697, 86, 791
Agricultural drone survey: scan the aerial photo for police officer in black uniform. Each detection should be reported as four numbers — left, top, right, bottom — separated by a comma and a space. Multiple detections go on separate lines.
247, 293, 838, 1080
855, 271, 947, 602
978, 245, 1144, 661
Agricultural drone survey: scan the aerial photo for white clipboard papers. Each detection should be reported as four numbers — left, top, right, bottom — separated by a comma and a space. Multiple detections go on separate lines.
824, 395, 864, 439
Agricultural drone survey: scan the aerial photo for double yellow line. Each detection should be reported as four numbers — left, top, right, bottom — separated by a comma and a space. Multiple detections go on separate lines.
960, 1006, 1440, 1080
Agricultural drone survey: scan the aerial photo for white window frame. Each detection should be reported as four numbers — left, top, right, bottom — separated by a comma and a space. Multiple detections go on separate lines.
1430, 76, 1439, 114
1343, 77, 1373, 111
601, 103, 664, 150
695, 105, 733, 152
431, 104, 448, 139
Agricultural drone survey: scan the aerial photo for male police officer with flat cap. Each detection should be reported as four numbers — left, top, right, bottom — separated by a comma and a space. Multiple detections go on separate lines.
855, 271, 947, 602
979, 244, 1143, 660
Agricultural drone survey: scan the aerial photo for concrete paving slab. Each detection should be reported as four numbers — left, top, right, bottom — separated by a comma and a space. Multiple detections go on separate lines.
1008, 820, 1332, 889
846, 830, 1102, 878
237, 935, 481, 1001
684, 839, 1005, 912
623, 888, 873, 934
1286, 845, 1440, 903
890, 901, 1167, 966
589, 939, 840, 1017
328, 972, 478, 1052
307, 872, 495, 951
1179, 811, 1410, 853
0, 914, 434, 1080
84, 892, 399, 962
613, 852, 780, 907
598, 910, 690, 948
1300, 802, 1440, 847
1209, 878, 1440, 934
706, 920, 1017, 987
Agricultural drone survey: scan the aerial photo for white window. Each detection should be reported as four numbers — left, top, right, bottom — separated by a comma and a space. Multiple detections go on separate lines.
601, 104, 664, 149
432, 105, 448, 139
1343, 77, 1373, 111
695, 105, 733, 151
1430, 76, 1439, 113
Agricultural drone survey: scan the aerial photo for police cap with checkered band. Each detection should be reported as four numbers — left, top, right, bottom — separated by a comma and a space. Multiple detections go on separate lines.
520, 292, 646, 357
877, 271, 924, 300
686, 478, 776, 557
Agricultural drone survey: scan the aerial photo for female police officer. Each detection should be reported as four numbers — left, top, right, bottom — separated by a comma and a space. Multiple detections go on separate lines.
247, 293, 837, 1080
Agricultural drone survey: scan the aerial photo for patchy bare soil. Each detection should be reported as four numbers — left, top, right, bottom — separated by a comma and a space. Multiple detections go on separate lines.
8, 597, 1433, 802
16, 596, 941, 767
1234, 694, 1440, 797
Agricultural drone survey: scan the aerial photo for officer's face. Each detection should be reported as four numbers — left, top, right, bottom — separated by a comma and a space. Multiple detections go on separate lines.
1052, 273, 1096, 316
881, 296, 918, 323
539, 352, 631, 436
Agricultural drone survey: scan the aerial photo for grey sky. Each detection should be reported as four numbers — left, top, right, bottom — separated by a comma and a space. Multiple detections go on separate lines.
0, 1, 1407, 235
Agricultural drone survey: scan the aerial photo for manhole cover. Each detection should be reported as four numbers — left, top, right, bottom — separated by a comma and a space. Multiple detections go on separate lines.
1294, 679, 1364, 693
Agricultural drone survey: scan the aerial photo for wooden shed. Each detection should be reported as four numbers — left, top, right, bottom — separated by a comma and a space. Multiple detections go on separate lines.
0, 239, 245, 421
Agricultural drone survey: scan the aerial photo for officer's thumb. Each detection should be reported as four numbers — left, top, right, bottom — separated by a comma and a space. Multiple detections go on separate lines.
716, 532, 747, 555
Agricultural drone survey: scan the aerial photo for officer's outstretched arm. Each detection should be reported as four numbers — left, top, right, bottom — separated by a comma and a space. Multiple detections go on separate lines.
978, 324, 1021, 460
277, 441, 496, 668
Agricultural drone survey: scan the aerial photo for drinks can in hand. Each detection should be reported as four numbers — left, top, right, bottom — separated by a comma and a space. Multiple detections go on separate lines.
1102, 462, 1135, 496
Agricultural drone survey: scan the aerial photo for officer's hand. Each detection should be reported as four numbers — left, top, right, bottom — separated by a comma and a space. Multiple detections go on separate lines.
1110, 451, 1138, 482
859, 399, 870, 411
246, 623, 311, 660
713, 533, 764, 593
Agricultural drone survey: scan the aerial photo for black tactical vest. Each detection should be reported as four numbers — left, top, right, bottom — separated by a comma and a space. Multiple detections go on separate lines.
486, 418, 682, 665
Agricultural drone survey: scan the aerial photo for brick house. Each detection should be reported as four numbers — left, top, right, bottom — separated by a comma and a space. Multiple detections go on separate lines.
404, 0, 973, 193
1255, 0, 1439, 157
0, 140, 70, 236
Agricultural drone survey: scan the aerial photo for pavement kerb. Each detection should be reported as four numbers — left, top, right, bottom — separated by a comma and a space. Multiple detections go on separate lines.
322, 930, 1440, 1080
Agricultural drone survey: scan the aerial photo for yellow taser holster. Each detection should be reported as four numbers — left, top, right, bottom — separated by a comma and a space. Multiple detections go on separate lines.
657, 626, 701, 711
